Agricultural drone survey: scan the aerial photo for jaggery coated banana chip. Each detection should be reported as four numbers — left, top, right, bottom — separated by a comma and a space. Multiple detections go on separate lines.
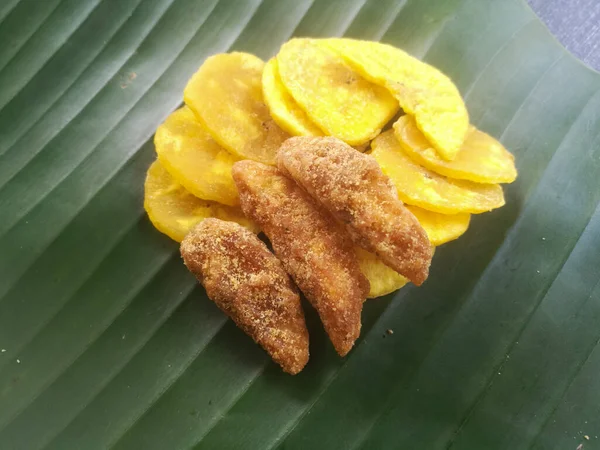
355, 248, 408, 299
276, 38, 398, 146
406, 205, 470, 246
184, 52, 289, 165
370, 131, 505, 214
181, 219, 309, 375
325, 38, 468, 160
277, 136, 433, 286
144, 160, 258, 242
154, 106, 239, 206
262, 58, 324, 137
394, 115, 517, 184
232, 160, 369, 357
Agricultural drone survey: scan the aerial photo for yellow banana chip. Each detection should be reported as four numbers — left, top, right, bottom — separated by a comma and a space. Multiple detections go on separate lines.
371, 130, 505, 214
277, 38, 398, 146
357, 205, 467, 298
355, 248, 408, 299
144, 160, 258, 243
155, 106, 239, 206
325, 38, 468, 160
262, 58, 324, 137
184, 52, 289, 165
406, 205, 470, 246
394, 115, 517, 184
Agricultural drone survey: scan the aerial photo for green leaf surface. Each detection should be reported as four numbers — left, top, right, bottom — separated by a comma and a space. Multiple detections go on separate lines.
1, 0, 599, 448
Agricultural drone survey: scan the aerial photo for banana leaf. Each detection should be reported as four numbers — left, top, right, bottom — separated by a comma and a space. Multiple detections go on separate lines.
1, 0, 599, 448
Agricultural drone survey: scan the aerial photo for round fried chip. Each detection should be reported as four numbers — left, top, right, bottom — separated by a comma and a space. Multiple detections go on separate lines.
144, 160, 258, 242
394, 115, 517, 184
277, 38, 398, 146
406, 205, 470, 246
154, 106, 239, 206
325, 38, 469, 160
370, 130, 505, 214
184, 52, 289, 165
357, 205, 467, 298
262, 58, 324, 137
356, 248, 408, 299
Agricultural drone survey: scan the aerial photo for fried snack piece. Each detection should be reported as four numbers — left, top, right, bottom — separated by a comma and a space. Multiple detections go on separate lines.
144, 160, 258, 242
276, 38, 398, 146
262, 58, 324, 137
407, 205, 470, 246
355, 248, 408, 298
277, 136, 433, 286
325, 38, 468, 160
232, 160, 369, 356
371, 130, 505, 214
184, 52, 289, 165
181, 219, 309, 375
155, 106, 240, 206
394, 115, 517, 184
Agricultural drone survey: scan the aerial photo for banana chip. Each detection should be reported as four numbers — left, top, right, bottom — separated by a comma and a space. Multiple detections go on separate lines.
155, 107, 239, 206
407, 205, 470, 246
371, 131, 505, 214
326, 38, 468, 160
355, 248, 408, 299
262, 58, 324, 137
357, 205, 467, 298
277, 38, 398, 146
144, 160, 258, 242
394, 115, 517, 184
184, 52, 289, 165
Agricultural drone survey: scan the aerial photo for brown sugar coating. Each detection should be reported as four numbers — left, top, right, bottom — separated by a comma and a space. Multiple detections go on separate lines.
277, 136, 433, 286
180, 218, 309, 374
232, 161, 369, 356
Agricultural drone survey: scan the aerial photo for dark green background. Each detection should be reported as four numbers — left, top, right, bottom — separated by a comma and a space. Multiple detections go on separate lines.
0, 0, 599, 448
